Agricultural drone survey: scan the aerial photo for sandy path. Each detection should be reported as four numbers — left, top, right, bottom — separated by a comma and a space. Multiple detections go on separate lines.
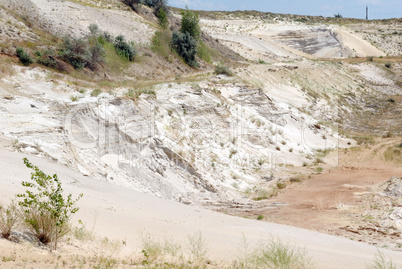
1, 150, 402, 268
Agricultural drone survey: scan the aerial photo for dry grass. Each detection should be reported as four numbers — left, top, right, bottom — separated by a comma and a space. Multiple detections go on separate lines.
384, 143, 402, 163
0, 201, 19, 239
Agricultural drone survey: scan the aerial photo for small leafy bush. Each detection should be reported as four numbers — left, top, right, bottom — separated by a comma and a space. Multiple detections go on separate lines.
36, 50, 58, 69
214, 63, 233, 76
385, 62, 391, 68
114, 35, 137, 62
172, 31, 198, 67
276, 182, 287, 189
18, 158, 83, 250
16, 48, 34, 66
59, 36, 92, 69
0, 201, 19, 239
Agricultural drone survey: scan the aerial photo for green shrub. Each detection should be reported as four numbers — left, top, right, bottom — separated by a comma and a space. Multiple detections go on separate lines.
172, 31, 198, 67
114, 35, 137, 62
157, 7, 168, 29
0, 201, 19, 239
16, 48, 34, 66
100, 31, 114, 44
91, 89, 102, 97
334, 13, 343, 18
214, 63, 233, 76
180, 7, 200, 39
59, 36, 92, 69
257, 215, 264, 220
36, 50, 58, 69
385, 62, 391, 68
197, 40, 213, 63
316, 167, 323, 173
88, 23, 100, 37
88, 41, 105, 70
121, 0, 142, 11
144, 0, 169, 14
17, 158, 83, 250
151, 30, 172, 59
276, 182, 287, 189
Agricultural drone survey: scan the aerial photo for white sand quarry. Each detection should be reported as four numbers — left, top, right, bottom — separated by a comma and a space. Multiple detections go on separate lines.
201, 19, 386, 61
1, 150, 402, 268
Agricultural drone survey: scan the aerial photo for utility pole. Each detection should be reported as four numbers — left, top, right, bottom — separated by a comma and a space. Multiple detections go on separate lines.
366, 5, 368, 20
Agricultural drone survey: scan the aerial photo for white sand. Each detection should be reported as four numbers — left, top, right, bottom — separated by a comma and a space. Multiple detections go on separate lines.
1, 150, 402, 268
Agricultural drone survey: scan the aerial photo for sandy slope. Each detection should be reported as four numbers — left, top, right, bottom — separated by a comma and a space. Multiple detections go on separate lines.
201, 19, 386, 60
1, 150, 402, 268
2, 0, 153, 43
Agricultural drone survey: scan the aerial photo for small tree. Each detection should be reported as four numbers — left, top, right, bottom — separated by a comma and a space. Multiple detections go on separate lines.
180, 7, 200, 40
18, 158, 83, 250
334, 13, 343, 18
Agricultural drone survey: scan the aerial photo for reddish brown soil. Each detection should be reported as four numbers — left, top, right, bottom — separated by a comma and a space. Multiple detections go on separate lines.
247, 137, 402, 249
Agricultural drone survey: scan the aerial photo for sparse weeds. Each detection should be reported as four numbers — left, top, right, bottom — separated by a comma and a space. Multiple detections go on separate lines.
140, 232, 189, 266
237, 236, 315, 269
214, 63, 233, 76
187, 231, 208, 264
0, 200, 19, 239
353, 136, 375, 146
230, 148, 238, 158
251, 238, 314, 269
254, 187, 278, 201
384, 145, 402, 163
366, 250, 396, 269
140, 233, 163, 263
93, 256, 117, 269
91, 89, 102, 97
315, 167, 323, 173
125, 88, 156, 101
73, 220, 95, 242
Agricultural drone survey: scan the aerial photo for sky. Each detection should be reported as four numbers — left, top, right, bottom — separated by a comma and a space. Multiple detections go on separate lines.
169, 0, 402, 20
